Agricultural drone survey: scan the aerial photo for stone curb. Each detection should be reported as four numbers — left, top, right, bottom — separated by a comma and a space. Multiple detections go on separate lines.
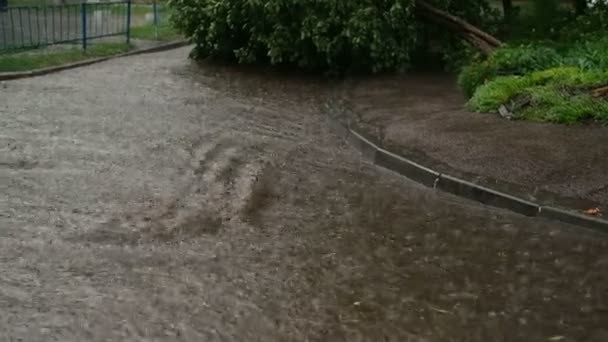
0, 40, 190, 81
327, 116, 608, 233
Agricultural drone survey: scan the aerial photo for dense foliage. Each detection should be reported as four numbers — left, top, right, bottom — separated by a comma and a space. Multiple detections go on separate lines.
560, 1, 608, 40
458, 45, 562, 97
168, 0, 499, 72
460, 0, 608, 124
169, 0, 608, 124
468, 67, 608, 124
413, 0, 500, 70
463, 36, 608, 124
169, 0, 418, 72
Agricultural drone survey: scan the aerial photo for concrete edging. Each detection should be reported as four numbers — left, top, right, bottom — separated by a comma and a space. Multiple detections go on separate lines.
327, 116, 608, 233
0, 40, 190, 81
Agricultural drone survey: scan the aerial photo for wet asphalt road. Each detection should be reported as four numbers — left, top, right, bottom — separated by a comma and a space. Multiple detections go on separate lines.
1, 47, 607, 341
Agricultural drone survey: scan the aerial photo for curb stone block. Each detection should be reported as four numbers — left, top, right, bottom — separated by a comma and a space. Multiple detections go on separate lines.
347, 130, 378, 161
539, 206, 608, 232
349, 124, 384, 148
0, 41, 189, 81
437, 175, 539, 217
375, 148, 440, 188
327, 118, 350, 139
326, 108, 605, 232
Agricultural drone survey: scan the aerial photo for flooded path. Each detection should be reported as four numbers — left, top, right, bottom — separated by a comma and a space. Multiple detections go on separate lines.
1, 47, 607, 341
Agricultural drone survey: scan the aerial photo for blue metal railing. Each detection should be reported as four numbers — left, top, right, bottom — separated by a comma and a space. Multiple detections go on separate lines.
0, 1, 169, 51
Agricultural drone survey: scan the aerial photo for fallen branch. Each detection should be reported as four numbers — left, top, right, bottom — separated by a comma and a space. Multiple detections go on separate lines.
591, 85, 608, 98
414, 0, 503, 55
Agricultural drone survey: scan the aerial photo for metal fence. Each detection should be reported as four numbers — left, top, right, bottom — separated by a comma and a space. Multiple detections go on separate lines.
0, 1, 169, 51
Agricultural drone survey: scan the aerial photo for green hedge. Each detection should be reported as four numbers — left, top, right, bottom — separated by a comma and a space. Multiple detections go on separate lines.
169, 0, 418, 72
468, 67, 608, 124
460, 34, 608, 125
457, 45, 562, 97
168, 0, 499, 72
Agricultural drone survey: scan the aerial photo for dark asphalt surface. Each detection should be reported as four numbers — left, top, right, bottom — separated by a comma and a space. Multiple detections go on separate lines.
1, 47, 607, 341
338, 74, 608, 211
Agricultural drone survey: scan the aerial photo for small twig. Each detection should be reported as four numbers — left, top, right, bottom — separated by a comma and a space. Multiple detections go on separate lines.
429, 306, 452, 315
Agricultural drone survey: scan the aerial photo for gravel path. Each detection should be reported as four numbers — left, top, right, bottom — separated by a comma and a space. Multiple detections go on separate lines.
1, 47, 607, 341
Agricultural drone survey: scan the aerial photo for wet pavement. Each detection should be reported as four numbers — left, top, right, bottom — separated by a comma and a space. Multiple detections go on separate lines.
1, 47, 607, 341
336, 74, 608, 212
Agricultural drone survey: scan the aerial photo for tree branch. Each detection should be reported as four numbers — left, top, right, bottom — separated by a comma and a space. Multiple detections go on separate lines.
414, 0, 503, 55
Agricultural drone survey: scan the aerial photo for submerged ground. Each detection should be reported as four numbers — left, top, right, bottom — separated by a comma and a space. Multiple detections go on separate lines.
1, 47, 607, 341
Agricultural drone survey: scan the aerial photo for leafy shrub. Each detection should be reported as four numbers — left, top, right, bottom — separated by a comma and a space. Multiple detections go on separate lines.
560, 1, 608, 40
562, 36, 608, 71
459, 35, 608, 97
522, 89, 608, 124
468, 66, 608, 124
457, 59, 496, 97
168, 0, 418, 73
457, 44, 561, 97
490, 45, 562, 71
502, 0, 576, 41
414, 0, 500, 71
168, 0, 502, 72
468, 74, 531, 112
528, 0, 574, 39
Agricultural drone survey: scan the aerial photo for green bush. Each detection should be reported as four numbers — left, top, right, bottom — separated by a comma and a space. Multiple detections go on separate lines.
168, 0, 501, 72
414, 0, 500, 71
468, 67, 608, 124
523, 89, 608, 124
562, 36, 608, 71
457, 44, 561, 97
560, 2, 608, 41
459, 35, 608, 97
502, 0, 576, 41
168, 0, 418, 72
457, 59, 496, 97
468, 74, 531, 112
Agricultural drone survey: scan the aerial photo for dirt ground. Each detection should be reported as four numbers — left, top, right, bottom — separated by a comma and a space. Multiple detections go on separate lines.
337, 74, 608, 212
1, 47, 607, 341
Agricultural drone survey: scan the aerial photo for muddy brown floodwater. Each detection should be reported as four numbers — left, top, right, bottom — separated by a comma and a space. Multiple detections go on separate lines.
1, 47, 607, 341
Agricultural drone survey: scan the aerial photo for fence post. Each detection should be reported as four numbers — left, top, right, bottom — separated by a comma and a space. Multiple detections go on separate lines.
153, 1, 158, 40
82, 2, 87, 51
126, 0, 131, 44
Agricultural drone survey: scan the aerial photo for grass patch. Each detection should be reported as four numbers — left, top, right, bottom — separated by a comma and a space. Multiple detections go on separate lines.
460, 33, 608, 125
7, 0, 50, 6
130, 24, 180, 41
109, 4, 158, 16
468, 67, 608, 124
0, 42, 130, 72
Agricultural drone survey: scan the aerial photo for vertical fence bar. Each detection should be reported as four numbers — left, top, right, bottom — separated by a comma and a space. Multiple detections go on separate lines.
59, 5, 63, 42
1, 12, 6, 49
52, 6, 55, 42
1, 10, 7, 49
18, 8, 24, 47
75, 4, 79, 41
101, 3, 105, 36
67, 5, 71, 41
153, 1, 158, 40
36, 6, 40, 46
82, 2, 87, 51
126, 0, 131, 44
10, 8, 15, 47
27, 7, 33, 46
44, 7, 47, 46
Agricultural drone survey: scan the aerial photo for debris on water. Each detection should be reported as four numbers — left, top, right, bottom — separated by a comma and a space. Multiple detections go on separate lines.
498, 105, 514, 120
582, 207, 602, 216
429, 306, 451, 315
